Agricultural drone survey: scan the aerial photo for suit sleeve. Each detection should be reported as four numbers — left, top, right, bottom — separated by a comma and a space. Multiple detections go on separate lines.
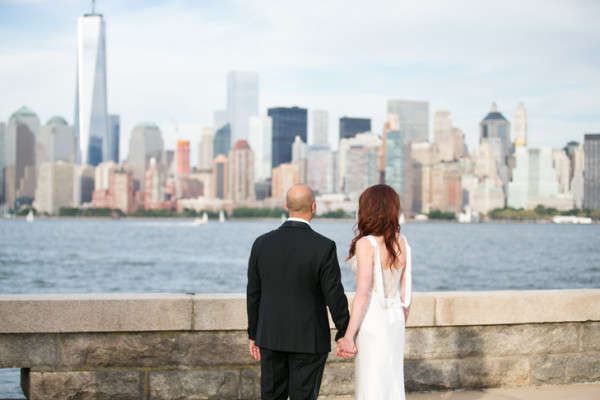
319, 241, 350, 341
246, 240, 261, 340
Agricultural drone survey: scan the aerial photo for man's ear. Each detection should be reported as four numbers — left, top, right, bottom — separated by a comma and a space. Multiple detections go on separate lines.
285, 202, 289, 211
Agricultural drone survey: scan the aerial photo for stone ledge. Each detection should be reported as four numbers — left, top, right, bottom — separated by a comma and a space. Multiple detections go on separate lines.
1, 289, 599, 333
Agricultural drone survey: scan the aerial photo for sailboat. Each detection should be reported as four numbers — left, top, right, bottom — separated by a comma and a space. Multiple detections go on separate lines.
219, 210, 225, 223
399, 212, 406, 225
26, 210, 34, 223
281, 212, 287, 222
193, 212, 208, 226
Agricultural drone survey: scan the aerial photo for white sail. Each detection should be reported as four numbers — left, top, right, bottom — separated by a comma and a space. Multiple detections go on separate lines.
26, 210, 34, 223
219, 210, 225, 223
399, 212, 406, 225
281, 212, 286, 222
193, 212, 209, 226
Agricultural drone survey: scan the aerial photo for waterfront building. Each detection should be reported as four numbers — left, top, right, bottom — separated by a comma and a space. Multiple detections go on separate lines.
0, 122, 5, 204
469, 140, 505, 215
177, 141, 190, 176
189, 170, 213, 200
268, 107, 307, 169
312, 110, 329, 146
387, 100, 429, 143
5, 106, 39, 210
344, 146, 381, 201
307, 146, 337, 195
384, 130, 411, 215
248, 116, 272, 182
108, 115, 120, 163
292, 136, 308, 184
507, 146, 572, 210
144, 158, 167, 210
127, 122, 164, 191
584, 134, 600, 210
433, 109, 464, 162
271, 163, 299, 200
227, 71, 259, 145
212, 155, 228, 200
75, 9, 109, 166
197, 127, 214, 170
75, 164, 95, 205
513, 103, 527, 146
338, 132, 381, 194
570, 143, 585, 208
95, 161, 119, 191
228, 140, 254, 204
37, 116, 76, 165
411, 142, 440, 214
213, 124, 231, 158
480, 103, 512, 186
429, 162, 463, 214
34, 161, 77, 214
553, 149, 571, 196
339, 117, 371, 140
92, 165, 135, 214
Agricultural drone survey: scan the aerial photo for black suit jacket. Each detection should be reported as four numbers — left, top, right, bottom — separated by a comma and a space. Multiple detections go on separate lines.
247, 220, 350, 354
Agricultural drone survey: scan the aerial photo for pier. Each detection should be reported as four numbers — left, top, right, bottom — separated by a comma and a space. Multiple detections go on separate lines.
1, 290, 599, 399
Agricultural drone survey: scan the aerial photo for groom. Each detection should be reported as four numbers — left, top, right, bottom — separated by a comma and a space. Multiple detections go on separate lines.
247, 184, 350, 400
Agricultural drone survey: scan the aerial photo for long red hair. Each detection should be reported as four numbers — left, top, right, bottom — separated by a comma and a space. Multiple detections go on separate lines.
347, 184, 405, 268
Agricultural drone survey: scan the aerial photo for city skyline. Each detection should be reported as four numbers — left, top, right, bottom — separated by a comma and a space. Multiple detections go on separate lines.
0, 0, 599, 160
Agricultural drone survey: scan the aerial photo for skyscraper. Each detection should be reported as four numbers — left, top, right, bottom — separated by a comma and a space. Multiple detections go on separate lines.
75, 8, 109, 166
212, 155, 228, 200
177, 141, 190, 176
108, 115, 120, 163
37, 116, 76, 165
213, 124, 231, 158
480, 103, 512, 185
387, 100, 429, 143
312, 110, 329, 146
268, 107, 307, 169
197, 127, 214, 170
227, 71, 259, 145
127, 122, 164, 191
34, 161, 77, 214
228, 140, 254, 203
384, 130, 411, 214
339, 117, 371, 140
5, 106, 39, 210
249, 116, 272, 182
513, 103, 527, 146
0, 122, 6, 205
584, 134, 600, 210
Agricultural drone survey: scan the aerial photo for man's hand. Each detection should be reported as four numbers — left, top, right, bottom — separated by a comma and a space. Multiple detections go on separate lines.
334, 336, 356, 359
249, 340, 261, 360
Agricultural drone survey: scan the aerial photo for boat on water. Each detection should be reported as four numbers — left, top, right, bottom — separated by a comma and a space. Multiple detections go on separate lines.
193, 212, 209, 226
552, 215, 592, 224
219, 210, 225, 223
281, 212, 286, 222
25, 210, 34, 223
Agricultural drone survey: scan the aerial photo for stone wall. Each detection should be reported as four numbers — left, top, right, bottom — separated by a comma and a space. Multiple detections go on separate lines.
1, 290, 599, 399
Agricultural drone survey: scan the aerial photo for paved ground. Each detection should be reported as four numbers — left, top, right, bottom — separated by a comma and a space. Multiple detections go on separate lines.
322, 383, 600, 400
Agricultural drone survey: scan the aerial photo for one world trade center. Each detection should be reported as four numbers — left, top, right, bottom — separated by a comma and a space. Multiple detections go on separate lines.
74, 5, 109, 166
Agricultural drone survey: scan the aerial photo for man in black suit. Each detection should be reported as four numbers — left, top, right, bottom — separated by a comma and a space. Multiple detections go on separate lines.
247, 184, 350, 400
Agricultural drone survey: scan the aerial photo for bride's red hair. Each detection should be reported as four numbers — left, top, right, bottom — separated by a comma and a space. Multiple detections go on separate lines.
347, 184, 405, 268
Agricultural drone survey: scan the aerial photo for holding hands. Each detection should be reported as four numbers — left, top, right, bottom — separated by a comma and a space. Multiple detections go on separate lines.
335, 336, 356, 359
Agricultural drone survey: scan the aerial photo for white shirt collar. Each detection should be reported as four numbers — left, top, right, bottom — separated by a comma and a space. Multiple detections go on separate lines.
287, 217, 311, 226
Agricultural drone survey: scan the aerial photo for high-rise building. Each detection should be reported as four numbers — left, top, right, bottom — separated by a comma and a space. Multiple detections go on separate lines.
227, 71, 259, 145
312, 110, 329, 146
213, 124, 231, 158
144, 157, 167, 210
127, 122, 164, 190
468, 140, 505, 215
75, 9, 109, 166
307, 146, 337, 195
584, 134, 600, 210
92, 163, 135, 214
339, 117, 371, 140
410, 142, 440, 214
429, 162, 463, 214
248, 116, 272, 182
570, 143, 585, 208
212, 155, 228, 200
76, 164, 95, 205
5, 106, 39, 210
268, 107, 307, 169
338, 132, 381, 194
0, 122, 6, 204
271, 163, 299, 199
292, 136, 308, 184
34, 161, 77, 214
513, 103, 527, 146
344, 146, 381, 200
387, 100, 429, 143
480, 103, 512, 185
384, 130, 411, 215
37, 116, 76, 165
108, 115, 120, 163
177, 140, 190, 176
197, 127, 214, 170
228, 140, 254, 204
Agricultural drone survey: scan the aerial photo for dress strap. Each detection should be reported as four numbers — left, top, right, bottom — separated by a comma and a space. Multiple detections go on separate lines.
365, 235, 387, 307
400, 235, 412, 308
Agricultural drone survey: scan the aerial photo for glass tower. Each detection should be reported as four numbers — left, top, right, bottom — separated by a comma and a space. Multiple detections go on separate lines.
227, 71, 259, 146
387, 100, 429, 143
75, 11, 109, 166
268, 107, 307, 169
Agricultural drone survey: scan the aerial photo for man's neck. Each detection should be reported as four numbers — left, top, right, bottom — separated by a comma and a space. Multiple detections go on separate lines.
288, 214, 312, 224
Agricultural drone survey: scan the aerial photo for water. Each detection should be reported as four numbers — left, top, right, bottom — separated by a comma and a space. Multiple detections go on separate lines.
1, 219, 599, 396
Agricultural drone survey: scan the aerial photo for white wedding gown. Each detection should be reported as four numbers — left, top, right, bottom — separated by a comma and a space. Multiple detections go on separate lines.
349, 235, 412, 400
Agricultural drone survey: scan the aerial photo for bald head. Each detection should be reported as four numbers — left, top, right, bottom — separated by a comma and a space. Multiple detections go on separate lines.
285, 184, 316, 219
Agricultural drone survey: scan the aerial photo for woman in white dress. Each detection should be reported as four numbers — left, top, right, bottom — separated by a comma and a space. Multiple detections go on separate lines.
335, 184, 412, 400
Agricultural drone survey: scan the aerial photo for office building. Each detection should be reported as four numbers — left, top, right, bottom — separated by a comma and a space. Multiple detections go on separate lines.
92, 163, 135, 214
34, 161, 77, 214
387, 100, 429, 143
307, 146, 337, 195
312, 110, 329, 146
513, 103, 527, 146
177, 140, 190, 176
37, 116, 76, 165
248, 116, 272, 181
344, 146, 381, 201
339, 117, 371, 140
271, 163, 299, 199
429, 162, 463, 214
292, 136, 308, 184
411, 142, 440, 214
338, 132, 381, 194
108, 115, 120, 163
228, 140, 254, 204
5, 106, 39, 210
584, 134, 600, 210
0, 122, 5, 204
570, 143, 584, 208
268, 107, 307, 169
212, 155, 228, 200
75, 9, 109, 166
213, 124, 231, 157
469, 140, 505, 215
480, 103, 512, 185
127, 122, 164, 190
76, 164, 95, 205
384, 130, 411, 215
227, 71, 259, 145
144, 158, 167, 210
197, 127, 214, 170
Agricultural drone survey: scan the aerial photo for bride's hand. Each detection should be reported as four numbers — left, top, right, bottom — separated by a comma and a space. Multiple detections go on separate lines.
335, 336, 356, 359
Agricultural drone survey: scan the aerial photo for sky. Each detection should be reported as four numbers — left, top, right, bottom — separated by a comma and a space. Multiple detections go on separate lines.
1, 0, 599, 162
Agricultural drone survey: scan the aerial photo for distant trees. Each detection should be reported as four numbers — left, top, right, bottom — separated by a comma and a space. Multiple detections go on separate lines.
232, 207, 285, 218
316, 209, 351, 219
488, 206, 600, 221
427, 209, 456, 220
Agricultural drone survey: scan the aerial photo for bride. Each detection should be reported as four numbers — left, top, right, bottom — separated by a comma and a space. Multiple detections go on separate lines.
336, 184, 412, 399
